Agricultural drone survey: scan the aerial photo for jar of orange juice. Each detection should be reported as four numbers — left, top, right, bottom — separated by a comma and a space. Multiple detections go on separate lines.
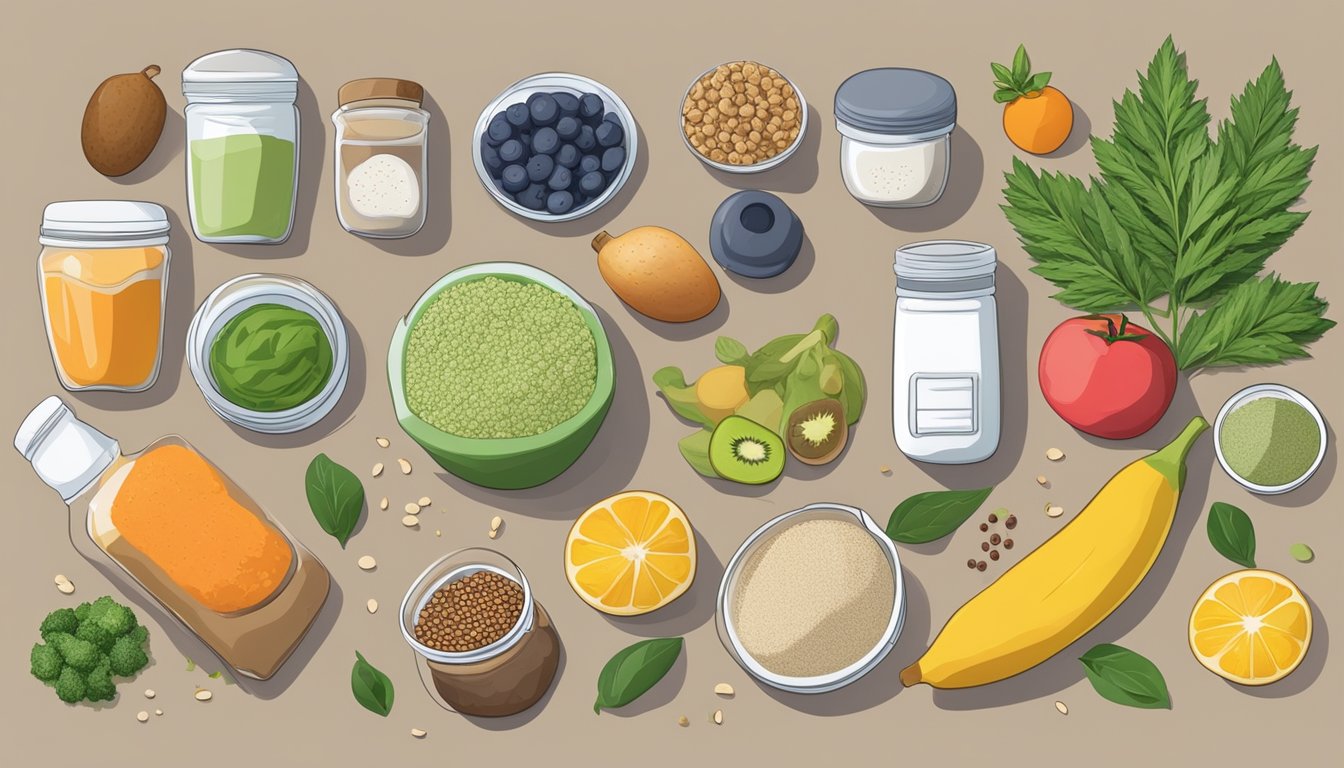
38, 201, 171, 391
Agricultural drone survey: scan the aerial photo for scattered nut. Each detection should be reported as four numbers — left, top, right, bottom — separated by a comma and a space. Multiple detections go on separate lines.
410, 728, 427, 738
404, 502, 421, 515
714, 683, 735, 697
194, 689, 212, 702
678, 715, 690, 727
418, 496, 432, 507
435, 530, 442, 537
54, 574, 75, 595
402, 515, 420, 528
154, 709, 163, 716
144, 689, 156, 699
1036, 475, 1048, 486
879, 465, 892, 474
1046, 504, 1064, 518
1055, 700, 1069, 715
371, 462, 384, 477
379, 497, 389, 511
1045, 447, 1065, 462
488, 529, 498, 539
357, 555, 377, 571
490, 515, 503, 531
712, 709, 724, 725
376, 437, 390, 448
136, 710, 149, 723
367, 599, 379, 614
398, 458, 412, 475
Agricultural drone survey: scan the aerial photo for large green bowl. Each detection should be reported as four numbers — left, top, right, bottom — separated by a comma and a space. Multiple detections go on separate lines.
388, 262, 615, 490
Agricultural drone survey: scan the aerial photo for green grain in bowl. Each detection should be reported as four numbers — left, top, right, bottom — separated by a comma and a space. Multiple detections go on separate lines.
1219, 396, 1321, 487
403, 277, 597, 439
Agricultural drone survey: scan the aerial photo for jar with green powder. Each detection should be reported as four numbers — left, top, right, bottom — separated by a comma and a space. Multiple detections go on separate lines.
183, 49, 300, 244
1214, 384, 1327, 494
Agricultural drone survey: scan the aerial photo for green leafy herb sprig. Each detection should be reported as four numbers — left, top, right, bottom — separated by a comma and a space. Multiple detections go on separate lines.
305, 453, 365, 548
1207, 502, 1256, 568
594, 637, 683, 714
992, 44, 1052, 103
1079, 643, 1171, 709
1002, 37, 1331, 370
886, 487, 994, 544
351, 651, 395, 716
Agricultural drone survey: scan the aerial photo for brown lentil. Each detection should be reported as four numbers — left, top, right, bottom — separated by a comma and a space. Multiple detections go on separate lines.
981, 541, 990, 552
1005, 515, 1018, 530
979, 523, 989, 532
413, 571, 525, 653
990, 533, 1002, 546
976, 561, 987, 572
989, 550, 1000, 561
1004, 539, 1014, 549
683, 61, 802, 166
966, 559, 977, 569
988, 513, 999, 524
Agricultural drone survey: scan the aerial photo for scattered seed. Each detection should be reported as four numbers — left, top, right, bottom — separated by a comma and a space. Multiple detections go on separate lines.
136, 710, 149, 723
977, 561, 987, 571
402, 515, 420, 528
405, 502, 421, 515
1046, 504, 1064, 518
357, 555, 377, 570
398, 458, 412, 475
195, 689, 212, 702
144, 689, 156, 699
1004, 539, 1014, 549
678, 715, 690, 727
714, 683, 735, 696
1055, 700, 1069, 715
487, 529, 498, 539
435, 530, 442, 537
410, 728, 427, 738
376, 437, 390, 448
712, 709, 723, 725
154, 709, 163, 716
988, 512, 999, 524
967, 559, 977, 569
55, 576, 75, 595
1046, 448, 1065, 462
981, 542, 991, 552
1005, 515, 1018, 530
990, 534, 1001, 546
372, 462, 384, 477
1289, 543, 1314, 563
990, 550, 1000, 561
367, 599, 379, 614
379, 497, 389, 511
418, 496, 432, 507
490, 515, 503, 531
1036, 475, 1049, 486
979, 523, 989, 532
879, 465, 891, 474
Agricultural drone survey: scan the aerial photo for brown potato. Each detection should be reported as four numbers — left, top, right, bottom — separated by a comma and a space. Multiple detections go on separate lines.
592, 227, 720, 323
81, 65, 167, 176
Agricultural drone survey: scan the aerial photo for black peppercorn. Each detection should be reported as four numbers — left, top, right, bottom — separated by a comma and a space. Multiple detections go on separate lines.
990, 533, 1002, 546
990, 550, 1000, 561
1004, 538, 1014, 549
977, 561, 987, 571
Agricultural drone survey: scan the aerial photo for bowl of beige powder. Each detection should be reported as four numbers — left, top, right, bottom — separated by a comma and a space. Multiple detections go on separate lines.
716, 503, 905, 693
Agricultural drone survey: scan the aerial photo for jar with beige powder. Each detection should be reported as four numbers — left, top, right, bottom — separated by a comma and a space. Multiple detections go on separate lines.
331, 78, 430, 238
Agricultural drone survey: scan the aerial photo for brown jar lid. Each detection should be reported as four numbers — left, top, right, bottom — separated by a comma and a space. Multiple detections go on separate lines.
339, 78, 424, 107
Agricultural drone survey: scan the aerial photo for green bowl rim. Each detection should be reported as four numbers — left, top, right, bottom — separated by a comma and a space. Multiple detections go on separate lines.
387, 261, 615, 460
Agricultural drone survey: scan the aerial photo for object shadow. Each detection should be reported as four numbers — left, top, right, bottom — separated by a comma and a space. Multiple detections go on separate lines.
238, 577, 344, 700
602, 529, 724, 638
461, 637, 567, 729
702, 103, 821, 194
435, 306, 646, 519
864, 127, 984, 232
627, 292, 730, 341
110, 109, 184, 186
762, 568, 930, 715
1042, 103, 1092, 159
71, 205, 194, 411
512, 121, 649, 239
724, 232, 816, 295
368, 91, 451, 256
1234, 593, 1328, 698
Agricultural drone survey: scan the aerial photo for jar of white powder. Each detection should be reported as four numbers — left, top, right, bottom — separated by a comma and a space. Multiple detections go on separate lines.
834, 68, 957, 207
331, 78, 430, 238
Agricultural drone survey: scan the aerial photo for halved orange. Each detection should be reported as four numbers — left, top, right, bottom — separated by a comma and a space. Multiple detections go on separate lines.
1189, 569, 1312, 686
565, 491, 696, 616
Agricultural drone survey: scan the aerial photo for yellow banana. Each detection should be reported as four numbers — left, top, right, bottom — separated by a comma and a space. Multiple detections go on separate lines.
901, 416, 1209, 689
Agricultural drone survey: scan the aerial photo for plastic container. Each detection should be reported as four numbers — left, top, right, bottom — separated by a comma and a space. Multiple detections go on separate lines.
1213, 384, 1327, 494
709, 190, 804, 278
717, 503, 905, 694
400, 548, 560, 717
893, 241, 1001, 464
183, 49, 299, 244
680, 62, 807, 174
37, 201, 171, 392
14, 396, 331, 680
331, 78, 430, 238
186, 274, 349, 434
834, 68, 956, 207
387, 262, 615, 489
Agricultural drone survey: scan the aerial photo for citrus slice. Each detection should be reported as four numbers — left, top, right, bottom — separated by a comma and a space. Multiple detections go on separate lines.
565, 491, 696, 616
1189, 568, 1312, 686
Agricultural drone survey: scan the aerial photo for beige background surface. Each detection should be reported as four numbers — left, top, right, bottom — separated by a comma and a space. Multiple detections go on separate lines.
2, 0, 1341, 764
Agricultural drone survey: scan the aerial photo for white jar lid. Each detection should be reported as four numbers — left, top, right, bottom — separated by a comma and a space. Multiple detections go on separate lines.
40, 200, 170, 246
183, 49, 298, 100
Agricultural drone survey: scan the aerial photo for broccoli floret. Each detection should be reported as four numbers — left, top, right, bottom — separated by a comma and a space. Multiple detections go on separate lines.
128, 625, 149, 645
75, 621, 116, 652
82, 596, 119, 624
107, 635, 149, 677
54, 665, 87, 703
73, 601, 93, 622
39, 607, 79, 638
30, 643, 63, 682
48, 632, 100, 672
84, 661, 117, 702
94, 602, 137, 637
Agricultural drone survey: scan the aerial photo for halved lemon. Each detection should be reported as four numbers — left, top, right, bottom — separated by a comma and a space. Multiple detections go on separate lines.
1189, 569, 1312, 686
565, 491, 696, 616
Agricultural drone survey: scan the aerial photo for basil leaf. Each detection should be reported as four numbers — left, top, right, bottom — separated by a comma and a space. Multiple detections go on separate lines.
305, 453, 365, 548
1079, 644, 1171, 709
1207, 501, 1256, 568
351, 651, 394, 716
886, 487, 993, 544
714, 336, 749, 365
594, 637, 683, 714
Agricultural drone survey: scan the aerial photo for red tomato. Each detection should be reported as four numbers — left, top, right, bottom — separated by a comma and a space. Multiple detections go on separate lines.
1038, 314, 1177, 439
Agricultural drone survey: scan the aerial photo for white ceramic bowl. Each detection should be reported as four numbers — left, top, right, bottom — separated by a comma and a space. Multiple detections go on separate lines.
716, 503, 905, 693
472, 73, 638, 223
186, 274, 350, 434
679, 62, 808, 174
1213, 384, 1327, 494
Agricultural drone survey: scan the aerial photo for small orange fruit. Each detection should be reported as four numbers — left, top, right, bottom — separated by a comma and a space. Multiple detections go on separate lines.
992, 45, 1075, 155
1189, 568, 1312, 686
565, 491, 696, 616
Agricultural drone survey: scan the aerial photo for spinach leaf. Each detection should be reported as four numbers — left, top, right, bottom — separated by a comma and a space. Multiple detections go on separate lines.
594, 637, 683, 714
714, 336, 749, 365
1079, 644, 1171, 709
1207, 502, 1256, 568
651, 367, 715, 428
886, 487, 993, 544
351, 651, 394, 716
305, 453, 364, 548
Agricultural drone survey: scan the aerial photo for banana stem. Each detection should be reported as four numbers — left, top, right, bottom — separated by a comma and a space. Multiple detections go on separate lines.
1144, 416, 1209, 490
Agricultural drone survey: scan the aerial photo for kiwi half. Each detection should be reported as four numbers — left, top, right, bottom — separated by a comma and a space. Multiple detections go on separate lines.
709, 415, 785, 484
785, 398, 848, 465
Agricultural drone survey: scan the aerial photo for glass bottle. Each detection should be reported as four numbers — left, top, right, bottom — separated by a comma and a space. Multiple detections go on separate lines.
331, 78, 430, 238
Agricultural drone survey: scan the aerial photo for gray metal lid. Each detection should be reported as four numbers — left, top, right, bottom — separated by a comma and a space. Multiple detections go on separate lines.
834, 68, 957, 136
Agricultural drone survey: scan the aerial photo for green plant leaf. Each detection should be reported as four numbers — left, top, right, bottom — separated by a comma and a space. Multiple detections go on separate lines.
990, 62, 1014, 84
994, 90, 1018, 103
714, 336, 749, 365
1079, 644, 1171, 709
1027, 71, 1052, 91
652, 366, 715, 429
594, 637, 683, 714
886, 487, 993, 544
1012, 44, 1030, 83
1206, 502, 1256, 568
677, 430, 716, 478
351, 651, 394, 716
1175, 274, 1334, 369
305, 454, 365, 548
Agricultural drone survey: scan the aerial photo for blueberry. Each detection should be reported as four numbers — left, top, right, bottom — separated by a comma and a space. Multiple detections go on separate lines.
546, 190, 575, 215
575, 124, 597, 152
531, 127, 560, 156
517, 183, 547, 210
579, 154, 601, 174
527, 93, 559, 126
548, 165, 573, 192
555, 144, 580, 169
601, 145, 626, 173
518, 131, 532, 148
501, 164, 528, 193
505, 102, 531, 131
526, 154, 555, 183
498, 139, 526, 164
595, 120, 624, 148
552, 92, 580, 118
555, 116, 580, 142
578, 170, 606, 196
486, 113, 513, 145
481, 140, 503, 173
579, 93, 604, 123
603, 111, 621, 125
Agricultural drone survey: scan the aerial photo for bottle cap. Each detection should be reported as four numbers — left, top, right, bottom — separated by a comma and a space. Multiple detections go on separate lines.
338, 78, 424, 107
14, 397, 119, 502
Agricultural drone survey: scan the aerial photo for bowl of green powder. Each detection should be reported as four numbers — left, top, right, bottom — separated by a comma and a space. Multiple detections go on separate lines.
387, 262, 615, 490
1214, 384, 1327, 495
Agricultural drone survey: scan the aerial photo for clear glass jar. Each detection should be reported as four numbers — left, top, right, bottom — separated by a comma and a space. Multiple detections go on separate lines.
331, 78, 429, 238
183, 49, 299, 244
14, 397, 332, 680
38, 201, 170, 392
834, 68, 957, 208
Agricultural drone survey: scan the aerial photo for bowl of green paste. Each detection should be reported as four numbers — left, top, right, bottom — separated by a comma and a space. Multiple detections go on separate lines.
187, 274, 350, 433
387, 262, 614, 490
1214, 384, 1327, 495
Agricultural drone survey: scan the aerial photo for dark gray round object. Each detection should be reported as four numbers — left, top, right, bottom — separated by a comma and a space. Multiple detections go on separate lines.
709, 190, 804, 278
834, 68, 957, 136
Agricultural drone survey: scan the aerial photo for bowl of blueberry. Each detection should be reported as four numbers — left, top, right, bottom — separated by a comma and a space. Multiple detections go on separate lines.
475, 73, 638, 222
